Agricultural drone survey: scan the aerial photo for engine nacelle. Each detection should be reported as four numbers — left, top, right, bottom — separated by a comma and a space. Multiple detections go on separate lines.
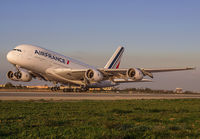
7, 71, 32, 82
85, 69, 103, 82
7, 71, 18, 81
126, 68, 143, 80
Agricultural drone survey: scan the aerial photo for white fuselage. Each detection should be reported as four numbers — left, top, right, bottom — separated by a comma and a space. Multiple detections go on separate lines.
7, 44, 117, 87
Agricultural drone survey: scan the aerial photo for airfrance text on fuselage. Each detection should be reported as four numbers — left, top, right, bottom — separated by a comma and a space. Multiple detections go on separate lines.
35, 50, 69, 64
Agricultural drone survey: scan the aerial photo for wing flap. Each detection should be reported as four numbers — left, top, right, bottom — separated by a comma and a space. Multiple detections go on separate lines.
114, 79, 152, 83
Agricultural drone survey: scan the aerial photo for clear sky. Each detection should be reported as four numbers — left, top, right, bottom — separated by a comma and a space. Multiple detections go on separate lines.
0, 0, 199, 91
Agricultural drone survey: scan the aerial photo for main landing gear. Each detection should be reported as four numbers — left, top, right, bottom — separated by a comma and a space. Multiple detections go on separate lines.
62, 87, 88, 92
50, 87, 88, 92
50, 82, 60, 91
51, 86, 60, 91
50, 83, 89, 92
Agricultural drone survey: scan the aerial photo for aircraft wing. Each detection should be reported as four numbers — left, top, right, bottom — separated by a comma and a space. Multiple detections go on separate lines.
100, 67, 194, 73
99, 67, 195, 79
44, 67, 194, 85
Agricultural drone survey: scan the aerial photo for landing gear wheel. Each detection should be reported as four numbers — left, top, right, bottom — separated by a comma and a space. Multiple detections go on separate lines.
51, 87, 60, 92
80, 86, 89, 92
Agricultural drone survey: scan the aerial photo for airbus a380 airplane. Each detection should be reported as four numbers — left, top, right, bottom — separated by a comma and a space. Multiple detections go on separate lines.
7, 44, 194, 91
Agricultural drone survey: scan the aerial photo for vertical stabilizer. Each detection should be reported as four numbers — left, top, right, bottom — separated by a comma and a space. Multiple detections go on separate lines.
104, 46, 124, 69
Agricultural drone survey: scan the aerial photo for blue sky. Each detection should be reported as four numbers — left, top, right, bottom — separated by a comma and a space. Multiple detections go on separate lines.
0, 0, 199, 91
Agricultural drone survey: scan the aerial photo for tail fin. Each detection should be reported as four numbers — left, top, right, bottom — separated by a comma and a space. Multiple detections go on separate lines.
104, 46, 124, 69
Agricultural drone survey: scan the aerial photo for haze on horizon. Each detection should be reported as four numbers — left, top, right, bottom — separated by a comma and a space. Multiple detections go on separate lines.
0, 0, 199, 91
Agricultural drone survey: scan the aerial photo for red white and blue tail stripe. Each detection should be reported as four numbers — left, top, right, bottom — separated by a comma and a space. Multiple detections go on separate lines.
104, 46, 124, 69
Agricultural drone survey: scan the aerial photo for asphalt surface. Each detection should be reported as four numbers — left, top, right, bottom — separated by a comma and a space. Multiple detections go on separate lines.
0, 92, 200, 100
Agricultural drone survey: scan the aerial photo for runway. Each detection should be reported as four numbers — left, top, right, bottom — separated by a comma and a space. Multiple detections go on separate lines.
0, 92, 200, 100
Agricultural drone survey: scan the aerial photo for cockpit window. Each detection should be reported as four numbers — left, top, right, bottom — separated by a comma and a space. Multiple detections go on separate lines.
13, 49, 22, 52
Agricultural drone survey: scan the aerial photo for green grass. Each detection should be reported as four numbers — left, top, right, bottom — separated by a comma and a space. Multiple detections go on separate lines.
1, 99, 200, 138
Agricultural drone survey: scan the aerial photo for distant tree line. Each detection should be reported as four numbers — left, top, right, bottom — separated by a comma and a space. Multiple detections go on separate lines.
119, 87, 195, 94
120, 88, 174, 94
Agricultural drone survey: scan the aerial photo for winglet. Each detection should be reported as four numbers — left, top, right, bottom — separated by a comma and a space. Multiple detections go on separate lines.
186, 67, 196, 70
104, 46, 124, 69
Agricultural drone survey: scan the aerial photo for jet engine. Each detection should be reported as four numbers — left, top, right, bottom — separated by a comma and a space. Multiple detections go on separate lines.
126, 68, 143, 80
7, 71, 32, 82
85, 69, 103, 82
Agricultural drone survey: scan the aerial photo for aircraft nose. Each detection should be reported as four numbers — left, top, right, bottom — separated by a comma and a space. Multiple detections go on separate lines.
7, 51, 14, 63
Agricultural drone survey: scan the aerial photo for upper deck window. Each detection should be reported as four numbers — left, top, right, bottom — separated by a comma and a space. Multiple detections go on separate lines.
13, 49, 22, 52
